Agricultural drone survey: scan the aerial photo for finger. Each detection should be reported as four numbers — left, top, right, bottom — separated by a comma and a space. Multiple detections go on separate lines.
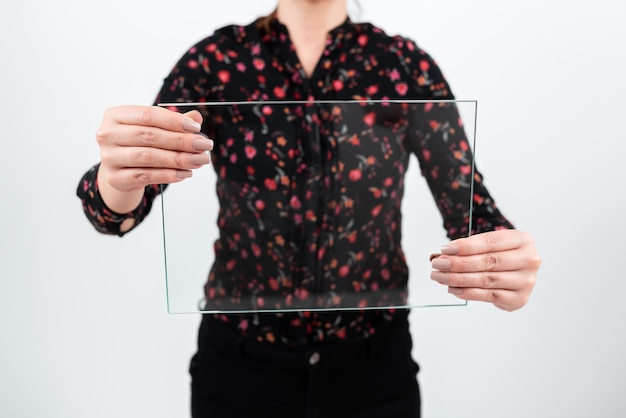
431, 270, 531, 291
441, 229, 534, 256
98, 124, 214, 153
107, 167, 194, 191
106, 105, 202, 133
447, 287, 530, 312
102, 146, 212, 171
184, 109, 204, 125
431, 249, 531, 273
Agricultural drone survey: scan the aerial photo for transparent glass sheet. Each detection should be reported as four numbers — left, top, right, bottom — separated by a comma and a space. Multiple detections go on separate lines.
159, 100, 476, 313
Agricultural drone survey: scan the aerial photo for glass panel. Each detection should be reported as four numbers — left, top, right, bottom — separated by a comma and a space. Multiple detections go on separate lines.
159, 100, 476, 313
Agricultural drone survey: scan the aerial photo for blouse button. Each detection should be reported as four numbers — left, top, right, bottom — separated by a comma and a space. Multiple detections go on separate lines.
309, 352, 321, 365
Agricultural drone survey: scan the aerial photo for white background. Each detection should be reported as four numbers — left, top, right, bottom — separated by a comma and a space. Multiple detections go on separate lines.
1, 1, 625, 417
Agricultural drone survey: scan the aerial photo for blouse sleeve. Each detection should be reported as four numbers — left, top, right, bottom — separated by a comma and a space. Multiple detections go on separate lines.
76, 35, 217, 236
398, 39, 514, 239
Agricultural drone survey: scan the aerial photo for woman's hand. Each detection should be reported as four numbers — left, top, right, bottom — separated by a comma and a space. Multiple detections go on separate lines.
430, 229, 541, 311
95, 105, 213, 213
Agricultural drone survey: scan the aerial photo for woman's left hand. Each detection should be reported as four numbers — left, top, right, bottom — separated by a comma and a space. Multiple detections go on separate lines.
430, 229, 541, 311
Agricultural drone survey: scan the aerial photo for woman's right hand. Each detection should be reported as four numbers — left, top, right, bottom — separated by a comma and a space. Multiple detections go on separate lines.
95, 105, 213, 214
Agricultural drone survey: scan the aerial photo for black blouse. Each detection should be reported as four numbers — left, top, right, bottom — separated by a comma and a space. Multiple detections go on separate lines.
77, 17, 513, 345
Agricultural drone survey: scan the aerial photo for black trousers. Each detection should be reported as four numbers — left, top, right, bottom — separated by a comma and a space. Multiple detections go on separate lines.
190, 315, 421, 418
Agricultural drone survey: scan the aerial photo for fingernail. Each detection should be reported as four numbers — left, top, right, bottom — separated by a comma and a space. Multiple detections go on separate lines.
431, 271, 450, 284
448, 287, 463, 295
176, 170, 192, 179
441, 244, 459, 255
192, 137, 214, 151
188, 153, 211, 165
183, 118, 201, 132
431, 258, 451, 270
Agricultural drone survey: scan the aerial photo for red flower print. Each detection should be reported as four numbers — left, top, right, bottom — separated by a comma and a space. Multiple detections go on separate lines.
290, 195, 301, 209
306, 210, 317, 221
422, 149, 431, 162
273, 86, 286, 98
244, 145, 256, 159
262, 105, 273, 115
236, 62, 246, 72
333, 79, 344, 91
371, 204, 383, 217
459, 140, 469, 151
269, 278, 279, 291
389, 68, 400, 81
253, 58, 265, 71
358, 34, 368, 47
187, 60, 198, 69
419, 59, 430, 72
295, 288, 309, 301
349, 169, 362, 182
366, 85, 379, 96
339, 265, 350, 277
369, 188, 382, 198
264, 178, 277, 191
460, 165, 471, 175
217, 70, 230, 83
255, 200, 265, 211
363, 112, 376, 127
395, 82, 408, 96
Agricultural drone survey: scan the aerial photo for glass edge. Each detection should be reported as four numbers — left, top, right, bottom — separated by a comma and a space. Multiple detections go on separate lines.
157, 99, 478, 107
159, 184, 173, 314
161, 100, 475, 314
167, 303, 470, 315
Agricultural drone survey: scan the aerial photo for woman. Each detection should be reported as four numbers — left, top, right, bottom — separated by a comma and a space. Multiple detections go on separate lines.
77, 0, 541, 416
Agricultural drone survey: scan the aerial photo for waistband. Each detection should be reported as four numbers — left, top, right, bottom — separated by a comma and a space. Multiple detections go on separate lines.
198, 314, 412, 373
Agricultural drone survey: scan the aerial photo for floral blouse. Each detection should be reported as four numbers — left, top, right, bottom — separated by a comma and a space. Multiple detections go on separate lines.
77, 17, 513, 346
